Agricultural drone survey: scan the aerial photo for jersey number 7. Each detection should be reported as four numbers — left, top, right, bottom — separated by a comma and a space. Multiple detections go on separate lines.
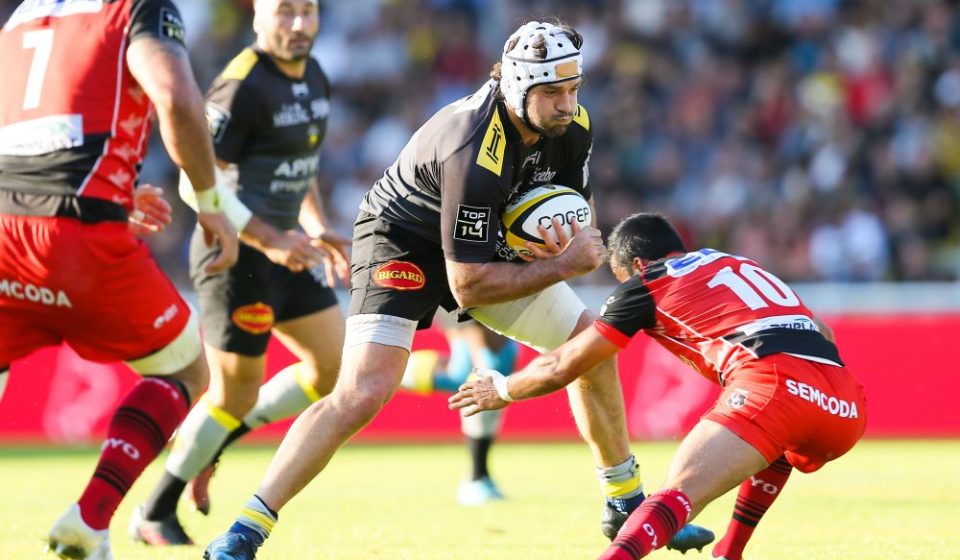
21, 29, 54, 110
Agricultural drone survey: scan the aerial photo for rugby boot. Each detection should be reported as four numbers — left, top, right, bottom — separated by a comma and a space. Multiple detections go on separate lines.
457, 476, 505, 506
188, 462, 216, 515
47, 504, 113, 560
204, 531, 259, 560
601, 500, 716, 553
128, 504, 194, 546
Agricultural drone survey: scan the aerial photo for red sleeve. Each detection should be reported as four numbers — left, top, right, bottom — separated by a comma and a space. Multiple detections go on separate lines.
594, 319, 631, 348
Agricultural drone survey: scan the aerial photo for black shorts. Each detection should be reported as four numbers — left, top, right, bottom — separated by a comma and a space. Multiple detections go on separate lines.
348, 212, 458, 330
190, 229, 339, 356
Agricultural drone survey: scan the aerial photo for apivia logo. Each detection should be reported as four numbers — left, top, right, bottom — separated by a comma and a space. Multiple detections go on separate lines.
274, 155, 319, 178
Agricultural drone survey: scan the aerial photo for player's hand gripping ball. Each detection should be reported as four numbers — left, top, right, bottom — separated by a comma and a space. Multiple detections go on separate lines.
501, 185, 591, 257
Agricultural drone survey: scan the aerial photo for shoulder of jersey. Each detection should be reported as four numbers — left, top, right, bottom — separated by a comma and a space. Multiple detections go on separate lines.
219, 48, 261, 82
572, 104, 590, 131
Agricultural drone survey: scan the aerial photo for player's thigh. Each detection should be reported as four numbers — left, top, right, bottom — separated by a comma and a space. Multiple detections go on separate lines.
203, 346, 267, 412
273, 304, 345, 394
779, 362, 868, 473
192, 240, 274, 358
63, 224, 196, 368
468, 281, 587, 351
0, 310, 59, 366
347, 212, 452, 345
667, 418, 769, 518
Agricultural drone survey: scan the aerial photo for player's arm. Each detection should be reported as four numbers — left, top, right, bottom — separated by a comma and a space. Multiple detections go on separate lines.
441, 148, 604, 308
298, 178, 351, 285
126, 35, 237, 273
178, 163, 331, 273
446, 220, 604, 308
449, 326, 621, 415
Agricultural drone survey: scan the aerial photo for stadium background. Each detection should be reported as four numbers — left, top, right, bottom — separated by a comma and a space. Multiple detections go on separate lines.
1, 0, 959, 442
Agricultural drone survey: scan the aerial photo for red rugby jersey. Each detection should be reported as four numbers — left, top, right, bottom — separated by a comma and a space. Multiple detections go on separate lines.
595, 248, 843, 385
0, 0, 186, 221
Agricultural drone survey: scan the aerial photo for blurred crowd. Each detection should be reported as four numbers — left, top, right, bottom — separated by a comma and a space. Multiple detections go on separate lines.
3, 0, 960, 284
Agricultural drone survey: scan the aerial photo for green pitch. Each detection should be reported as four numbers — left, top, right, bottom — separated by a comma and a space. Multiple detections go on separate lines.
0, 440, 956, 559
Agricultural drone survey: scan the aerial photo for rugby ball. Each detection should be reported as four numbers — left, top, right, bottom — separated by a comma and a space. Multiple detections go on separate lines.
502, 185, 591, 256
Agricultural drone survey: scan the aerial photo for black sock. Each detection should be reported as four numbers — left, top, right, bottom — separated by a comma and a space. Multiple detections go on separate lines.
467, 436, 493, 481
142, 471, 187, 520
141, 424, 252, 520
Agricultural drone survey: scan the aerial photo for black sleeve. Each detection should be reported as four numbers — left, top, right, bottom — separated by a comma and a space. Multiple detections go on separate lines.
440, 144, 505, 263
128, 0, 186, 47
596, 276, 657, 342
550, 104, 593, 201
205, 78, 259, 164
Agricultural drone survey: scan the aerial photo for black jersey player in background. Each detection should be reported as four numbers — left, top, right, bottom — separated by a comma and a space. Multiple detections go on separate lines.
130, 0, 350, 546
205, 20, 712, 559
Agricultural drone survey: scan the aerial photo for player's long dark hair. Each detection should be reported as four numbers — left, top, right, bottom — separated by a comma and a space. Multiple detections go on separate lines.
607, 213, 686, 271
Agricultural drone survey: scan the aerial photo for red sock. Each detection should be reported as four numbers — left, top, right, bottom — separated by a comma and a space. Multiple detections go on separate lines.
598, 489, 692, 560
77, 378, 189, 529
712, 455, 793, 560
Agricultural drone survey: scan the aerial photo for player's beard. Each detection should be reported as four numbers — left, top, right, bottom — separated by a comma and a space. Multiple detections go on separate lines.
278, 33, 315, 62
535, 116, 572, 138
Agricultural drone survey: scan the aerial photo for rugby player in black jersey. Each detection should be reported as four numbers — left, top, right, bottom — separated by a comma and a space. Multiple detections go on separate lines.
130, 0, 350, 546
204, 20, 713, 559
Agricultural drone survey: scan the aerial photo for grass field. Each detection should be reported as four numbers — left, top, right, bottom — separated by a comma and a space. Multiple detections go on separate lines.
0, 440, 956, 559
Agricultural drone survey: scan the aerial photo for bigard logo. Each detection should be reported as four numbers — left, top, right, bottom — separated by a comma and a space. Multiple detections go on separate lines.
232, 302, 274, 334
374, 261, 426, 291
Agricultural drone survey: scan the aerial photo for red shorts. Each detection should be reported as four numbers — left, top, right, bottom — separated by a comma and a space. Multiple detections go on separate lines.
704, 354, 867, 473
0, 215, 190, 365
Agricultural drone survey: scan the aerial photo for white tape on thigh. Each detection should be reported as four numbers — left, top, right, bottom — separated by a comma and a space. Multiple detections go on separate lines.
469, 282, 586, 352
126, 303, 203, 375
0, 369, 8, 402
344, 314, 418, 350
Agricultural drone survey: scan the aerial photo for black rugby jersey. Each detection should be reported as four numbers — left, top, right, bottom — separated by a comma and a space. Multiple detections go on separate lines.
205, 48, 330, 230
360, 80, 593, 263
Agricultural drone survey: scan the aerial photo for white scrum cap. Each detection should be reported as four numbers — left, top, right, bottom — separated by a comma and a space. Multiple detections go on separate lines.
499, 21, 583, 119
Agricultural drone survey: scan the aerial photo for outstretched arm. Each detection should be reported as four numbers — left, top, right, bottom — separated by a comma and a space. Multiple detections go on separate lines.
449, 325, 621, 415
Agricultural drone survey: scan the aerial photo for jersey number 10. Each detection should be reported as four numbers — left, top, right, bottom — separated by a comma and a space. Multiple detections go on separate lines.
707, 263, 800, 310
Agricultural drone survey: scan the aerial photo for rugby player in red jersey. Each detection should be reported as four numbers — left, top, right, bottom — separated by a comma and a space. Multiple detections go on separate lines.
0, 1, 238, 558
451, 212, 867, 560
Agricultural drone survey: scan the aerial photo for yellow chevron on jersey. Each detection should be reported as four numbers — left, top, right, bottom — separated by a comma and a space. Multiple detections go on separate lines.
573, 104, 590, 131
220, 49, 259, 81
476, 109, 506, 176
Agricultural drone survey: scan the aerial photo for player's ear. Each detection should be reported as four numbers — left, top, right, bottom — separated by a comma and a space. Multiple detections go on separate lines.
632, 257, 644, 275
